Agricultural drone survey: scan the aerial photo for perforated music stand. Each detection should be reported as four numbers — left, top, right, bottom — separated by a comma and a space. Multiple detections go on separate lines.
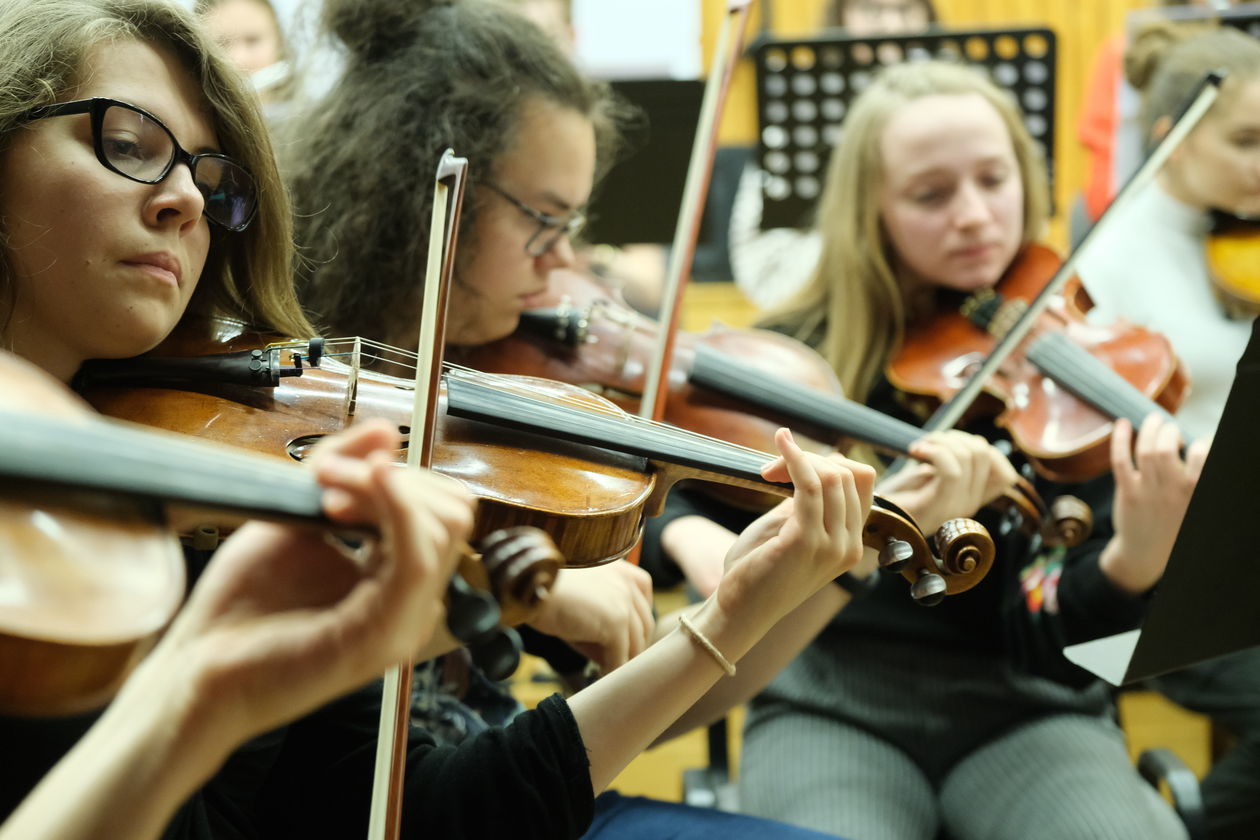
752, 27, 1057, 229
1065, 318, 1260, 685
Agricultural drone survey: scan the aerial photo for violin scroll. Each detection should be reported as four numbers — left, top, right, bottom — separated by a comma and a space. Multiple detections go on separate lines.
463, 527, 562, 628
1043, 494, 1094, 548
863, 503, 995, 606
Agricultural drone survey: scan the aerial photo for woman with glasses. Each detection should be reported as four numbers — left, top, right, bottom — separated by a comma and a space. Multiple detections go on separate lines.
0, 0, 475, 837
0, 4, 876, 839
283, 2, 901, 839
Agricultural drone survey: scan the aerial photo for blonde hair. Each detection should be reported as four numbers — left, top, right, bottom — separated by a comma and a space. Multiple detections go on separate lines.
0, 0, 312, 344
1125, 20, 1260, 144
762, 60, 1049, 404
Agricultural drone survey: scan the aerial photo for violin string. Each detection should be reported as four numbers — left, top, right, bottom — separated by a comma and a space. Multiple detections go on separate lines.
1026, 331, 1181, 432
319, 336, 782, 469
443, 364, 780, 472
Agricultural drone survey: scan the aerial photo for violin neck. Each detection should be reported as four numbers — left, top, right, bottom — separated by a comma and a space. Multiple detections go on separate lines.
1023, 332, 1182, 432
0, 412, 328, 526
689, 344, 920, 455
444, 371, 781, 489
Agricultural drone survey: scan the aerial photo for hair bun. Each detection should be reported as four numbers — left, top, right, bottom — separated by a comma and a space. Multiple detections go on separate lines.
1125, 20, 1193, 91
323, 0, 453, 62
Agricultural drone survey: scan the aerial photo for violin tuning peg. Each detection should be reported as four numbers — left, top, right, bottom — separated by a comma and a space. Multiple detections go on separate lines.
467, 626, 523, 681
445, 576, 501, 642
878, 538, 915, 572
911, 572, 947, 607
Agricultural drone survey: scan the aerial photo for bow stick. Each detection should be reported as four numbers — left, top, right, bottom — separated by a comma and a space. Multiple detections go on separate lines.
640, 0, 757, 422
367, 148, 469, 840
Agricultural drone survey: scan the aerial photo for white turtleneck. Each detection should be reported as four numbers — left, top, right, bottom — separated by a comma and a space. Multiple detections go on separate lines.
1077, 182, 1256, 443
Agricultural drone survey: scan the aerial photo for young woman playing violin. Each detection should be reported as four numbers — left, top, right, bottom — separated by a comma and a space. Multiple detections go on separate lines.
719, 60, 1211, 840
0, 1, 874, 839
0, 0, 471, 836
1077, 23, 1260, 840
285, 2, 910, 838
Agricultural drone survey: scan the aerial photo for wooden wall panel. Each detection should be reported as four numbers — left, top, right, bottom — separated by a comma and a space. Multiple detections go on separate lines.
704, 0, 1151, 248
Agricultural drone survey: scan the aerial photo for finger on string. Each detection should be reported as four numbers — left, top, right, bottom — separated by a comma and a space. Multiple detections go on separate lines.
1110, 417, 1136, 486
1133, 413, 1165, 471
840, 462, 863, 565
773, 428, 824, 529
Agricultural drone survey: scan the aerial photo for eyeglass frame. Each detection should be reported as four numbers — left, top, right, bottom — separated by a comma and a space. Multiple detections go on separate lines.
481, 181, 586, 257
18, 96, 259, 232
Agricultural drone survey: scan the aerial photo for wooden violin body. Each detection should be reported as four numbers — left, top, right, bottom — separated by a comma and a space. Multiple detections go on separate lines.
1205, 211, 1260, 320
78, 323, 993, 604
889, 243, 1190, 483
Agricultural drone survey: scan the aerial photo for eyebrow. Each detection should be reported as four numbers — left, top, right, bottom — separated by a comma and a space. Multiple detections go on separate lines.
901, 155, 1012, 182
539, 190, 585, 214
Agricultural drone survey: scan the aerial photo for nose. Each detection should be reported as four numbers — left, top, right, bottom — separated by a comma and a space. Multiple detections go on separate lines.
952, 180, 992, 229
536, 231, 578, 269
146, 161, 206, 232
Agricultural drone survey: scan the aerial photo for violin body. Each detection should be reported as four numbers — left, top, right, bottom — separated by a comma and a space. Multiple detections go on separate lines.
889, 244, 1190, 483
453, 270, 846, 511
79, 323, 994, 603
1205, 212, 1260, 320
83, 328, 654, 568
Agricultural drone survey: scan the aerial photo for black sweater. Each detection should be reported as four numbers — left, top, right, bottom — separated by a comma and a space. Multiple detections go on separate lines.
642, 373, 1150, 687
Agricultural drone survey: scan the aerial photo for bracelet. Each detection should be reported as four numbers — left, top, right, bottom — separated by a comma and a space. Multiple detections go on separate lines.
833, 570, 881, 600
678, 613, 737, 677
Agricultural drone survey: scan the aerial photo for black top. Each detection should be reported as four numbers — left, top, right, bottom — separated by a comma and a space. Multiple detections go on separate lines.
642, 373, 1150, 688
0, 691, 593, 839
0, 550, 595, 839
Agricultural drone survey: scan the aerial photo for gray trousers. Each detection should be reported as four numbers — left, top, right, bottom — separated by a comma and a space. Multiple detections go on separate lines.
738, 637, 1187, 840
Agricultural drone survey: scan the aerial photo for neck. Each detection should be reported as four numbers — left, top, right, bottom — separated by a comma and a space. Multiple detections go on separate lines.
1156, 168, 1209, 215
8, 331, 83, 385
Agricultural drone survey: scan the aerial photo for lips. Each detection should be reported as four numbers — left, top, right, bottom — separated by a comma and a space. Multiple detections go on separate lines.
950, 243, 996, 260
122, 252, 181, 286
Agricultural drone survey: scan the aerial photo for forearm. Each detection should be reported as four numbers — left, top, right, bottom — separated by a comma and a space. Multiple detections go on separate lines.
652, 582, 847, 743
0, 650, 225, 840
567, 595, 773, 793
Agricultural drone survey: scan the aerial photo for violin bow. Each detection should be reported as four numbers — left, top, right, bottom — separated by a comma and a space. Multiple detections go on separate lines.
640, 0, 757, 422
913, 71, 1224, 439
367, 148, 469, 840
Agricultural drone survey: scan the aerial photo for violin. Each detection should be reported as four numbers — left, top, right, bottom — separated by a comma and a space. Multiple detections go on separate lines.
454, 270, 1086, 547
1205, 210, 1260, 320
889, 243, 1190, 483
74, 322, 992, 605
0, 350, 559, 716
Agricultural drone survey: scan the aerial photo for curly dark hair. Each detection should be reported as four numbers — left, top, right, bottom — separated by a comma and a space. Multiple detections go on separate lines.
284, 0, 631, 345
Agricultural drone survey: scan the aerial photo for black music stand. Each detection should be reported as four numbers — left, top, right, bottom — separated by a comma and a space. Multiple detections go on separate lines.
1065, 318, 1260, 685
752, 26, 1058, 229
583, 79, 704, 246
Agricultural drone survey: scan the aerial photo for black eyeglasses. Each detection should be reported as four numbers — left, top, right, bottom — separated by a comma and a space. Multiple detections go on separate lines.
482, 181, 586, 257
19, 97, 258, 232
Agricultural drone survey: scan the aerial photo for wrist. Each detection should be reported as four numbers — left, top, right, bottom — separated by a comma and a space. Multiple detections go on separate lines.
686, 597, 758, 670
1099, 538, 1163, 595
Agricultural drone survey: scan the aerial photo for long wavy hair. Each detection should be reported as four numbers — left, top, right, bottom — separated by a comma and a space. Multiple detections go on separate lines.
284, 0, 632, 345
761, 60, 1049, 405
0, 0, 312, 344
